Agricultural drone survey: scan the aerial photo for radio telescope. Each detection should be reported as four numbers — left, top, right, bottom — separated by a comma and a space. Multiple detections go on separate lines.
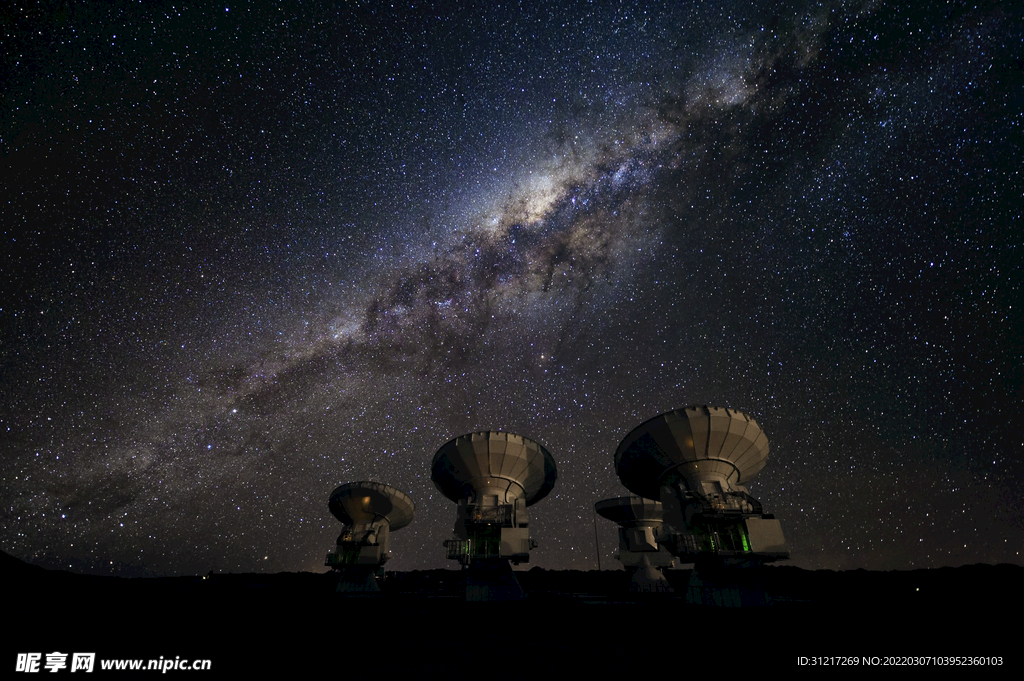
615, 406, 788, 561
324, 481, 414, 593
594, 496, 676, 593
431, 431, 557, 600
614, 406, 788, 605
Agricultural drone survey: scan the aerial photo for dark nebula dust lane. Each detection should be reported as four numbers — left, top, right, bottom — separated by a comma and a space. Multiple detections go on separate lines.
1, 1, 1020, 576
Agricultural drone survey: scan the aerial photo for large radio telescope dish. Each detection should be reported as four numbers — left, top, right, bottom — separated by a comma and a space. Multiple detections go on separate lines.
431, 431, 557, 505
614, 405, 769, 500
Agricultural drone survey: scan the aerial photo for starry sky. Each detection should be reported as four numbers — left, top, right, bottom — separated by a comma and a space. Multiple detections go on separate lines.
2, 1, 1021, 577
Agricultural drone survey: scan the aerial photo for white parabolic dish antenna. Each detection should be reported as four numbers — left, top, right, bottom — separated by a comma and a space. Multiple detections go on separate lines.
612, 405, 788, 569
614, 405, 769, 500
431, 431, 556, 600
328, 481, 414, 531
594, 496, 666, 524
431, 431, 557, 505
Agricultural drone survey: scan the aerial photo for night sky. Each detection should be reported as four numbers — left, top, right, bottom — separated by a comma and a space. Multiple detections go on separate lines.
2, 1, 1021, 577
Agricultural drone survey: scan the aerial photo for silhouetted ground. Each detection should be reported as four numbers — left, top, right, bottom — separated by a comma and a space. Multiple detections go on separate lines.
5, 552, 1019, 677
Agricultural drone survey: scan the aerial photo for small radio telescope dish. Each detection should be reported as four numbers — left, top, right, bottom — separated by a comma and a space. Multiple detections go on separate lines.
594, 496, 676, 593
324, 481, 414, 593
